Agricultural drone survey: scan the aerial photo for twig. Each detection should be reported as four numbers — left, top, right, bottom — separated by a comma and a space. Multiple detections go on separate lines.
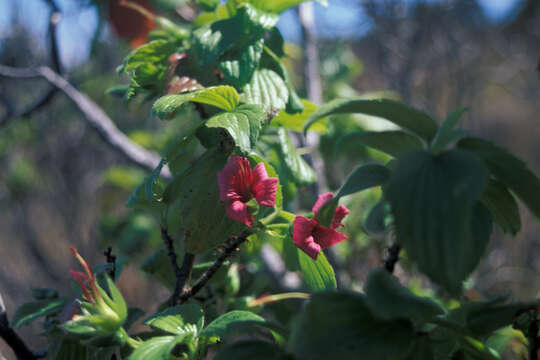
529, 312, 539, 360
0, 65, 171, 179
161, 228, 196, 306
179, 230, 252, 303
0, 293, 41, 359
383, 243, 401, 274
103, 246, 117, 279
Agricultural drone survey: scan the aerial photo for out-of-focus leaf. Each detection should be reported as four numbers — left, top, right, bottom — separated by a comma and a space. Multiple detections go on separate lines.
337, 130, 424, 158
272, 100, 326, 132
12, 298, 68, 328
480, 179, 521, 235
298, 251, 337, 291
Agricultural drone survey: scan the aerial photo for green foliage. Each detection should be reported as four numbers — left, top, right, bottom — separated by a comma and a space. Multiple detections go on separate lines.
12, 297, 68, 328
215, 340, 291, 360
275, 127, 316, 186
271, 99, 327, 132
297, 250, 337, 291
129, 336, 180, 360
243, 69, 289, 112
385, 150, 490, 295
144, 304, 204, 334
337, 130, 424, 158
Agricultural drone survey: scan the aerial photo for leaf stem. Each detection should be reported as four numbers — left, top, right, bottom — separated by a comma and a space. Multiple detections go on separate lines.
249, 292, 310, 307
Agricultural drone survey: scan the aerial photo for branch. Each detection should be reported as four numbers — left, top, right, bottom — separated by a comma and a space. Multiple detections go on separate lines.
0, 293, 42, 360
179, 230, 252, 304
0, 65, 171, 178
383, 243, 401, 274
103, 246, 117, 279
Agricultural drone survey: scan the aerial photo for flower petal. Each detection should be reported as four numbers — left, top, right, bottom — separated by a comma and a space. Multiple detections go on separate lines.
312, 192, 334, 216
226, 200, 253, 226
254, 178, 278, 207
293, 216, 321, 259
312, 225, 347, 250
218, 155, 244, 201
252, 162, 269, 182
331, 205, 350, 230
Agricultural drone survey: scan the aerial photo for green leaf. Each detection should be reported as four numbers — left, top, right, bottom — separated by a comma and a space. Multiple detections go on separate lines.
164, 149, 244, 253
480, 179, 521, 235
215, 340, 291, 360
144, 304, 204, 335
126, 159, 165, 214
385, 150, 490, 295
407, 336, 436, 360
152, 86, 240, 119
317, 163, 390, 227
337, 130, 424, 158
119, 40, 177, 73
431, 108, 468, 153
288, 292, 417, 360
200, 310, 266, 339
12, 298, 67, 327
241, 3, 280, 30
191, 16, 244, 66
242, 69, 289, 112
31, 288, 58, 300
458, 137, 540, 221
125, 307, 146, 331
218, 38, 264, 88
197, 0, 219, 11
140, 247, 176, 290
271, 99, 327, 132
250, 0, 328, 13
128, 336, 180, 360
298, 250, 337, 291
364, 269, 445, 324
304, 98, 438, 142
276, 127, 316, 186
205, 104, 265, 152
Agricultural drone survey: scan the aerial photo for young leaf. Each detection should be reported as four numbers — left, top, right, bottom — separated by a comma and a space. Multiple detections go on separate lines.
288, 292, 417, 360
385, 150, 490, 295
129, 336, 181, 360
364, 269, 445, 324
144, 304, 204, 335
458, 137, 540, 221
242, 69, 289, 112
12, 298, 68, 327
304, 98, 438, 142
271, 99, 327, 133
337, 130, 424, 158
200, 310, 266, 339
431, 108, 468, 153
298, 250, 337, 291
480, 179, 521, 235
152, 86, 240, 119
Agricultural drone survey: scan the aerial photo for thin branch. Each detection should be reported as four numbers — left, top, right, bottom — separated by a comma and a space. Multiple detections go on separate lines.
383, 243, 401, 274
103, 246, 117, 279
0, 293, 41, 360
0, 65, 171, 178
179, 230, 252, 304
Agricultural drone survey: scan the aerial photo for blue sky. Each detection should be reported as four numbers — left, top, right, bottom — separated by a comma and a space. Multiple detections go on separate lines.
0, 0, 522, 68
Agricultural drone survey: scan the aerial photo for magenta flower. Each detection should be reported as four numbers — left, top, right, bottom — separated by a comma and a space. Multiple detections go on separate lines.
293, 192, 350, 260
218, 155, 278, 226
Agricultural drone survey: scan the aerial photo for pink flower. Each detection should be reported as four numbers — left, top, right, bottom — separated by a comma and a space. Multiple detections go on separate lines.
218, 155, 278, 226
293, 193, 350, 260
69, 247, 101, 304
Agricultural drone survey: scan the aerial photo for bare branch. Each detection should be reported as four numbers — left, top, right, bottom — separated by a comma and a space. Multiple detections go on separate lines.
0, 64, 171, 178
179, 230, 253, 303
383, 243, 401, 274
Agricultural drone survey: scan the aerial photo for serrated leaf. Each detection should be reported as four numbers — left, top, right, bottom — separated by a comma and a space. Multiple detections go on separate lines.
386, 150, 490, 295
337, 130, 424, 158
457, 137, 540, 221
316, 163, 390, 227
12, 298, 68, 327
215, 340, 290, 360
364, 269, 445, 324
276, 127, 316, 186
304, 98, 438, 142
298, 250, 336, 291
288, 292, 417, 360
200, 310, 266, 339
128, 336, 180, 360
119, 40, 177, 73
205, 104, 265, 152
241, 3, 279, 30
480, 179, 521, 235
144, 304, 204, 335
191, 16, 244, 66
243, 69, 289, 112
271, 99, 327, 132
152, 86, 240, 119
219, 38, 264, 88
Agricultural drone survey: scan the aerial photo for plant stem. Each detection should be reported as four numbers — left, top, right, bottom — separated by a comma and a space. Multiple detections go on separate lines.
249, 292, 310, 307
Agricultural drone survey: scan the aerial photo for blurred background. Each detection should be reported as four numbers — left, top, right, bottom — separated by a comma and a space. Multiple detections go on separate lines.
1, 0, 539, 358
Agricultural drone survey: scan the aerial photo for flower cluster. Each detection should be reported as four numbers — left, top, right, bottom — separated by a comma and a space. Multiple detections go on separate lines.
293, 193, 350, 260
218, 155, 278, 226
